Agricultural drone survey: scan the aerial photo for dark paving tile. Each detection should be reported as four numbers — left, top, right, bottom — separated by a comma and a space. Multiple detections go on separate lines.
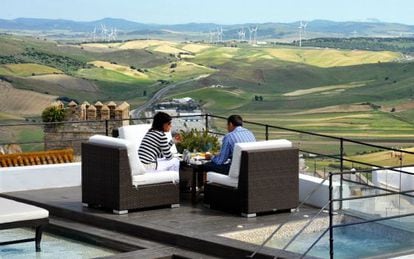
2, 187, 318, 258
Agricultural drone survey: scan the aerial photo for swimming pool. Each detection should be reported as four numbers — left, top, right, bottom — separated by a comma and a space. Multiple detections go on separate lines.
268, 225, 414, 258
0, 228, 117, 258
221, 215, 414, 258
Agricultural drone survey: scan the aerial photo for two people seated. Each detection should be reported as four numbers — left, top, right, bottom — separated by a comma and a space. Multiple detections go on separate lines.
138, 112, 255, 176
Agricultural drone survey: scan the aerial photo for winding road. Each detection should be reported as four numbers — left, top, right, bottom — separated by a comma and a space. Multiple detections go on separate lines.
130, 74, 210, 118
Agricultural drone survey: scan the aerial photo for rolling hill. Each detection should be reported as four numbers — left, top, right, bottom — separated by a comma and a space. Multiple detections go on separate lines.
1, 34, 414, 144
1, 18, 414, 40
0, 79, 57, 116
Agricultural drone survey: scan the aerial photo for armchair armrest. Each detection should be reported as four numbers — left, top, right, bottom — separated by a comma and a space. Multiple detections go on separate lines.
81, 142, 132, 209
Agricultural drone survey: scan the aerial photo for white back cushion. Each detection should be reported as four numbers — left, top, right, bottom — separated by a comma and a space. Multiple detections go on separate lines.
119, 124, 177, 154
118, 124, 151, 175
88, 135, 146, 175
228, 139, 293, 178
118, 124, 152, 147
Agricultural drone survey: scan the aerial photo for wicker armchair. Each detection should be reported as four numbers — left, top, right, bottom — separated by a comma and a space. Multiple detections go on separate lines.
82, 139, 179, 214
204, 140, 299, 217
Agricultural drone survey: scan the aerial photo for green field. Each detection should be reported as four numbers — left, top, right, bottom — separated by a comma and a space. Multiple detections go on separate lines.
0, 63, 62, 77
1, 35, 414, 161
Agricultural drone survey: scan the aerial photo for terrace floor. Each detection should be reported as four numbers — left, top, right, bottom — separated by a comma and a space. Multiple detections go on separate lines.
0, 186, 321, 258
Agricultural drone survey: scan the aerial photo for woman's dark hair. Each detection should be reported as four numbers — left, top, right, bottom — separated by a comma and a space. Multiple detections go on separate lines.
227, 114, 243, 127
151, 112, 172, 131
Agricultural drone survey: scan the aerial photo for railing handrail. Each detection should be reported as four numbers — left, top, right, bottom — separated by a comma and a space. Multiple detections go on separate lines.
1, 114, 413, 154
1, 113, 414, 258
332, 164, 414, 176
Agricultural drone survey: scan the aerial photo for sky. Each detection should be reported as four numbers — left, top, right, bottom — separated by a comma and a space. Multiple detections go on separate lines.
1, 0, 414, 25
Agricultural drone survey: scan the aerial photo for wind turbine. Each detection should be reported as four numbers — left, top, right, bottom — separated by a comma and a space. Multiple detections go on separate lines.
298, 21, 307, 47
248, 27, 254, 44
91, 26, 97, 42
238, 27, 246, 41
252, 26, 258, 45
208, 30, 215, 43
112, 28, 118, 41
108, 27, 118, 41
249, 26, 258, 45
216, 26, 223, 42
302, 22, 308, 39
100, 24, 108, 41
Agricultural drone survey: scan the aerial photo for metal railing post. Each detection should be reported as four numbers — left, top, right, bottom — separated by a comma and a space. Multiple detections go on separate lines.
205, 114, 209, 132
105, 120, 109, 136
329, 172, 334, 259
265, 124, 269, 140
339, 138, 344, 210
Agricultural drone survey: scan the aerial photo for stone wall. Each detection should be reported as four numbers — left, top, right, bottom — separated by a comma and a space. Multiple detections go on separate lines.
43, 101, 130, 155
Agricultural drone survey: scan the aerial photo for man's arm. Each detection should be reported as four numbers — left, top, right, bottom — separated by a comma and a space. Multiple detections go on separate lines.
212, 135, 231, 165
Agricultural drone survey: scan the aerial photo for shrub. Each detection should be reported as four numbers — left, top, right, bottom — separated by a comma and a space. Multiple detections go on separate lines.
41, 106, 65, 122
175, 129, 220, 153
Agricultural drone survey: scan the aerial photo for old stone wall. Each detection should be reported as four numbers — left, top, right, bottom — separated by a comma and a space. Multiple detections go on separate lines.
43, 101, 130, 155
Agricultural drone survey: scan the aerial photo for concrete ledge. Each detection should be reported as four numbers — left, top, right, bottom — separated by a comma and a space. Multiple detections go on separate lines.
0, 162, 81, 193
373, 167, 414, 191
299, 173, 349, 210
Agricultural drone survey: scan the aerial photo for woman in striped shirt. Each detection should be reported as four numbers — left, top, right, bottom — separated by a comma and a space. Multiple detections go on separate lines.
138, 112, 179, 172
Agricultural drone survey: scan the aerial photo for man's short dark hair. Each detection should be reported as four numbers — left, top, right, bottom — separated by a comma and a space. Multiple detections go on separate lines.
227, 115, 243, 127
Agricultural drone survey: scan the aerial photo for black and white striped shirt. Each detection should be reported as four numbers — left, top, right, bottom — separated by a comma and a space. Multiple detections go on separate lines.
138, 130, 173, 164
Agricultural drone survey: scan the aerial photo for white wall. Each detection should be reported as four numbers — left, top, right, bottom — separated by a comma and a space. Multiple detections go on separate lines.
372, 167, 414, 191
299, 173, 349, 210
0, 162, 81, 193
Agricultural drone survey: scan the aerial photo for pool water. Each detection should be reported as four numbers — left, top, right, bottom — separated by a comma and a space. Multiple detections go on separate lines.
221, 216, 414, 258
269, 227, 414, 258
0, 228, 117, 258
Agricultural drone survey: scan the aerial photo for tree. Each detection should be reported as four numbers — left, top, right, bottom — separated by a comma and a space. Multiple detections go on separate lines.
41, 106, 65, 122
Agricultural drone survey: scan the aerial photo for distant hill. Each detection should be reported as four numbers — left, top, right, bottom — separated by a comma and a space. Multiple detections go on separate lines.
0, 18, 148, 32
1, 35, 414, 143
1, 18, 414, 40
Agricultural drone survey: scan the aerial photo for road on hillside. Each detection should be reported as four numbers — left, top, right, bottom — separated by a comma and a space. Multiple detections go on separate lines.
130, 74, 210, 118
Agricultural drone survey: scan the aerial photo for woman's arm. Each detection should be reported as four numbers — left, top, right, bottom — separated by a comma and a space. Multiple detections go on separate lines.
160, 134, 173, 160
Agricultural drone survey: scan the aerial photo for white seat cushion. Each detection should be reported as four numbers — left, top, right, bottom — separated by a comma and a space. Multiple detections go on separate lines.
207, 172, 238, 188
228, 139, 293, 178
132, 170, 179, 186
0, 198, 48, 224
88, 135, 146, 175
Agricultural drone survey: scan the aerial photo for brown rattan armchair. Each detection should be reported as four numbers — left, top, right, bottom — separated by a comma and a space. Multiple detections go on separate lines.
82, 140, 179, 214
204, 140, 299, 217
